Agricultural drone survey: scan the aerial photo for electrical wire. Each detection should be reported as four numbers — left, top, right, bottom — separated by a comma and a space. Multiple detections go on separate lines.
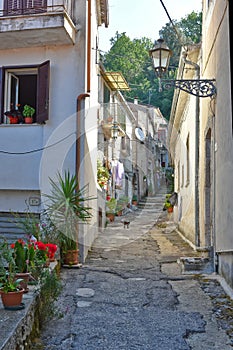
159, 0, 188, 51
0, 132, 76, 155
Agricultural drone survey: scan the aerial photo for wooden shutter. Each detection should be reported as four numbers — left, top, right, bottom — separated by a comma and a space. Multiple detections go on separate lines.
0, 68, 3, 123
36, 60, 50, 123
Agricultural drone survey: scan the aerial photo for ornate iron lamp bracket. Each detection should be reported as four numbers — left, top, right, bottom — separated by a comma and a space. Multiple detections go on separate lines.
162, 79, 216, 97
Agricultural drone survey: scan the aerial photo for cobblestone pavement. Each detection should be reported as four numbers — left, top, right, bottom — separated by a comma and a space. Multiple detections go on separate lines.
32, 194, 233, 350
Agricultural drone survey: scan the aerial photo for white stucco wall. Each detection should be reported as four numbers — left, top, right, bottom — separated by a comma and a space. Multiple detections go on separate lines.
173, 100, 196, 244
0, 0, 105, 262
0, 42, 84, 208
201, 0, 233, 286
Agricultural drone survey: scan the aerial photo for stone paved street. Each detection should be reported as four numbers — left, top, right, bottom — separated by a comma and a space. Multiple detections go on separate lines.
34, 193, 233, 350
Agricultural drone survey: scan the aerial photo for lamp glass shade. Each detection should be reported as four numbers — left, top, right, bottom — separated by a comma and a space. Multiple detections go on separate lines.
111, 122, 118, 139
149, 39, 172, 77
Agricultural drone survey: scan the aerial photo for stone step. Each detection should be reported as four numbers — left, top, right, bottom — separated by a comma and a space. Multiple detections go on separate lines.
178, 257, 214, 274
140, 196, 166, 202
138, 202, 164, 207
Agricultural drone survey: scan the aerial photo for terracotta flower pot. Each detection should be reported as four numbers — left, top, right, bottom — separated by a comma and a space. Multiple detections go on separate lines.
106, 212, 115, 222
15, 272, 30, 292
167, 206, 173, 213
24, 117, 33, 124
8, 116, 19, 124
0, 289, 24, 308
62, 250, 79, 265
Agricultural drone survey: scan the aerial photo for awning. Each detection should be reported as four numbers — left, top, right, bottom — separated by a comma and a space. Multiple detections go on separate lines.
102, 72, 130, 91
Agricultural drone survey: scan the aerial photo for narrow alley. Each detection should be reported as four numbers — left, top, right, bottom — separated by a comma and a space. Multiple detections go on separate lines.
35, 191, 233, 350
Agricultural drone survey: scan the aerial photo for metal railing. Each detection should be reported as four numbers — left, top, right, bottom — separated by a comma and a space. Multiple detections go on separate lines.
98, 103, 126, 131
0, 0, 74, 18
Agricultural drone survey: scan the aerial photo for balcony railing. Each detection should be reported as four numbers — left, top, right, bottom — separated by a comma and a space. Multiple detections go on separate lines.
1, 0, 74, 19
99, 103, 126, 129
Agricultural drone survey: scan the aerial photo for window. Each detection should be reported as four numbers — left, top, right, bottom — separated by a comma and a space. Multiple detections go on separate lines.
0, 60, 50, 124
3, 0, 47, 16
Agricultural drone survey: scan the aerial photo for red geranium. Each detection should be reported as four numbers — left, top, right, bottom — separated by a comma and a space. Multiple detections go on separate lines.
36, 241, 47, 251
45, 243, 57, 260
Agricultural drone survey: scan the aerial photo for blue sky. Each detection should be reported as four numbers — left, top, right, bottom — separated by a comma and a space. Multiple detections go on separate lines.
99, 0, 202, 53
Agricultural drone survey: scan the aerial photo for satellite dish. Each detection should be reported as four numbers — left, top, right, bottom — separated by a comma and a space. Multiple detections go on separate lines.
135, 127, 145, 142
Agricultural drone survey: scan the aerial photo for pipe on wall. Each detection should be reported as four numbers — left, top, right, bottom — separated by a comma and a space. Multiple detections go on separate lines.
87, 0, 91, 92
76, 93, 90, 186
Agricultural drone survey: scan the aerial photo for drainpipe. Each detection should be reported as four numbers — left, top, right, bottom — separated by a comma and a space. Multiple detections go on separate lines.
87, 0, 91, 92
76, 93, 89, 263
182, 52, 200, 247
76, 94, 90, 186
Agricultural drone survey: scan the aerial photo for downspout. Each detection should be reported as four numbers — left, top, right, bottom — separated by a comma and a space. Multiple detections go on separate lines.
76, 94, 90, 185
87, 0, 91, 92
182, 52, 200, 247
76, 0, 91, 179
76, 93, 89, 263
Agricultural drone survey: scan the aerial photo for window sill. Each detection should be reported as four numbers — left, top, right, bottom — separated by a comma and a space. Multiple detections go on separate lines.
0, 123, 42, 127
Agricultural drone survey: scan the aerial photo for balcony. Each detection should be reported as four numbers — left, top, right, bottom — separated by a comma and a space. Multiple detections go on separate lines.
0, 0, 77, 49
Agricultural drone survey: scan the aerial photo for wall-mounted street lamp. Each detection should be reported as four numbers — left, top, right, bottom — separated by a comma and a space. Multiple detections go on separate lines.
111, 121, 119, 139
149, 38, 216, 98
149, 38, 172, 78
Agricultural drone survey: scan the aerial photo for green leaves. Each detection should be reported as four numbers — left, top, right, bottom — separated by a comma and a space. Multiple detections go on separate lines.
101, 11, 202, 118
0, 277, 23, 293
43, 171, 94, 249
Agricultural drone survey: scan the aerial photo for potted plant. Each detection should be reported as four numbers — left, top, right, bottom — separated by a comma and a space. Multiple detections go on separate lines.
43, 171, 93, 266
106, 198, 117, 222
9, 238, 35, 292
22, 104, 35, 124
132, 194, 138, 206
0, 273, 25, 309
9, 238, 53, 290
97, 160, 110, 189
116, 196, 129, 216
163, 194, 173, 213
0, 240, 24, 309
4, 109, 19, 124
115, 203, 124, 216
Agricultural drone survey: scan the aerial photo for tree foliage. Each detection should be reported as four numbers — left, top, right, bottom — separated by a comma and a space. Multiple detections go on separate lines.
101, 11, 202, 119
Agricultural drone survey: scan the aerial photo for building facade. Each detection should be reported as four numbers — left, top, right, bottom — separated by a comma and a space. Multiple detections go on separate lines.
0, 0, 109, 262
168, 0, 233, 288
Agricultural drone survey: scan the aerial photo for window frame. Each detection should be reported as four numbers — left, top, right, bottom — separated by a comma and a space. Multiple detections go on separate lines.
0, 60, 50, 124
6, 72, 19, 112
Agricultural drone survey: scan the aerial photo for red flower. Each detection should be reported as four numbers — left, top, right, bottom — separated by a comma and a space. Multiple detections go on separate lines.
10, 243, 15, 249
17, 238, 25, 245
36, 241, 47, 251
45, 243, 57, 260
28, 242, 37, 250
46, 243, 57, 253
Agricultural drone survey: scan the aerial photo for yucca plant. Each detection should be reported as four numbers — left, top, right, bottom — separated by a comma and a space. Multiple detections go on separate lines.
43, 171, 93, 252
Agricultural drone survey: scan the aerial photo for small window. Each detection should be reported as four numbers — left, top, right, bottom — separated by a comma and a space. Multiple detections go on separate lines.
0, 61, 50, 124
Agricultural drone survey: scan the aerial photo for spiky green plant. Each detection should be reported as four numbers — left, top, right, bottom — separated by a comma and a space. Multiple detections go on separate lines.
43, 171, 94, 251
